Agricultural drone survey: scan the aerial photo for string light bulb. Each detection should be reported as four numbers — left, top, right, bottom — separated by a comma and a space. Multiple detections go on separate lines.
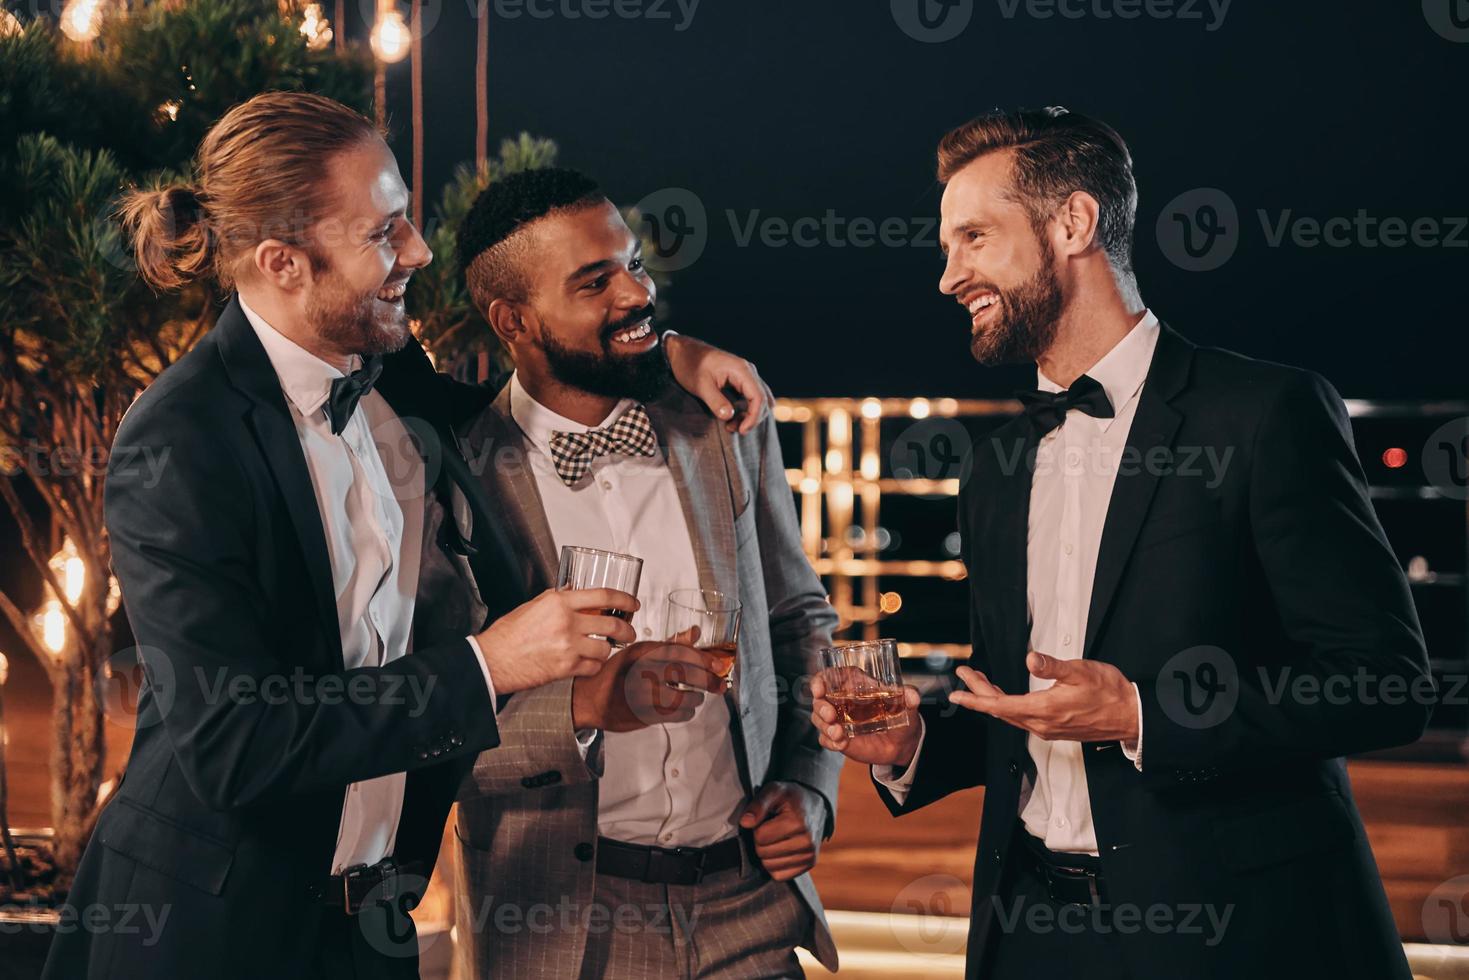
60, 0, 103, 41
370, 5, 410, 62
299, 2, 333, 50
40, 600, 66, 656
52, 538, 86, 604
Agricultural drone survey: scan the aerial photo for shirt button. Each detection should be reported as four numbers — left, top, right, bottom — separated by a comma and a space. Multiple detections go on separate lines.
1064, 543, 1074, 556
671, 769, 680, 778
642, 628, 652, 637
601, 481, 613, 491
1063, 634, 1072, 646
662, 834, 673, 843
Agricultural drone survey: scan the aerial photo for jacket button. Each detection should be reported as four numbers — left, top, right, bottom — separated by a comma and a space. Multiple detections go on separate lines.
417, 751, 430, 761
574, 843, 594, 862
1007, 761, 1019, 778
991, 848, 1002, 863
520, 776, 537, 789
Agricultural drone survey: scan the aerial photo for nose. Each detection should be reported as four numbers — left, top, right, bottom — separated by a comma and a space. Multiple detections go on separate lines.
939, 251, 967, 297
398, 220, 433, 272
615, 268, 655, 311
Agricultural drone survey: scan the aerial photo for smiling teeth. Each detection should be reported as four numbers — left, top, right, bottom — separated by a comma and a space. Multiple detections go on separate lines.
613, 321, 652, 343
967, 294, 998, 315
377, 281, 407, 302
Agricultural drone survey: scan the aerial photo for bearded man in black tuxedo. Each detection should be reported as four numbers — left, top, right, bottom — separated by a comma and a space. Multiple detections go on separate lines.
811, 106, 1430, 980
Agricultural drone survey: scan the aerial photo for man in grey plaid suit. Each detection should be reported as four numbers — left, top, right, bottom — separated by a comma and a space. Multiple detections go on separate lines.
449, 168, 843, 978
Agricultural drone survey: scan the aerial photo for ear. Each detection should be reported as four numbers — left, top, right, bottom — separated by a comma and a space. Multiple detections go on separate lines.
252, 239, 313, 290
1053, 190, 1102, 258
486, 298, 530, 350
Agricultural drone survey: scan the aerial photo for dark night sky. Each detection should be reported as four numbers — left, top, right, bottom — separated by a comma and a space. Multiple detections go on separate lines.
374, 1, 1466, 400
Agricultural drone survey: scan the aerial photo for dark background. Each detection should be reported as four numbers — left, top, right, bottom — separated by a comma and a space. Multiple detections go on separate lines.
368, 0, 1466, 400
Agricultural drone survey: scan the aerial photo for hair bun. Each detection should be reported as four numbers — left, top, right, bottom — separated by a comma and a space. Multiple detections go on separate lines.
159, 185, 205, 228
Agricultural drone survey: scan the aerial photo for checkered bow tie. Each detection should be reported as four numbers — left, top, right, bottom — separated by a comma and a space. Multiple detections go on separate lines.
548, 404, 658, 487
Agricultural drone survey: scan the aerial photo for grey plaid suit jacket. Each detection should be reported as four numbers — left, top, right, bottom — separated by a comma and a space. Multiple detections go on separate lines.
451, 382, 842, 977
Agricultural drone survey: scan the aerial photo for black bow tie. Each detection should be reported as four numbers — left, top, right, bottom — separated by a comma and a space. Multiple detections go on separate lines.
325, 356, 384, 435
1015, 373, 1114, 436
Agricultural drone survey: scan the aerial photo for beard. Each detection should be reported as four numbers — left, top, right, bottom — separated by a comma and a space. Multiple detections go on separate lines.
540, 304, 673, 403
968, 258, 1064, 367
306, 254, 410, 358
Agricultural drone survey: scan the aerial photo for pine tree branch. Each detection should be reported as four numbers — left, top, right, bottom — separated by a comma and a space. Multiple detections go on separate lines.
0, 588, 54, 682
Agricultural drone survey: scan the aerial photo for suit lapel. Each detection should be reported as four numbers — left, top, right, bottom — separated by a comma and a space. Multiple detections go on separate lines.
378, 342, 531, 621
644, 395, 740, 600
975, 419, 1038, 695
474, 386, 560, 590
1082, 323, 1193, 657
215, 296, 344, 670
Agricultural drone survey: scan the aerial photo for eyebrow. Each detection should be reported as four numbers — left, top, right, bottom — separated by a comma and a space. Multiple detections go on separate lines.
565, 258, 616, 285
377, 197, 411, 225
939, 221, 982, 255
564, 242, 642, 286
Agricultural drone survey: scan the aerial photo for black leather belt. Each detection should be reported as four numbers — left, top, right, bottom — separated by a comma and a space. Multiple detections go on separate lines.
596, 835, 742, 886
1018, 831, 1109, 907
307, 857, 424, 915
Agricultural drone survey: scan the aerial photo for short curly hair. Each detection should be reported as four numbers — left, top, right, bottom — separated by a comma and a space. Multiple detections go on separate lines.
458, 167, 606, 311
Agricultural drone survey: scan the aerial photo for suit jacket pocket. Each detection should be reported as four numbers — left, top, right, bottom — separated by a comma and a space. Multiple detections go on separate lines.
1212, 790, 1357, 873
99, 797, 236, 896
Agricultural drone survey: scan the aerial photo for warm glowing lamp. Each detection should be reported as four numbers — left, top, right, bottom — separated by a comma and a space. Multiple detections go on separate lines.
60, 0, 103, 42
299, 2, 333, 50
370, 5, 410, 62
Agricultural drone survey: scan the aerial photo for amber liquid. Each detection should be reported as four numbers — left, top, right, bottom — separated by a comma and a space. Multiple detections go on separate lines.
827, 689, 908, 736
701, 641, 737, 680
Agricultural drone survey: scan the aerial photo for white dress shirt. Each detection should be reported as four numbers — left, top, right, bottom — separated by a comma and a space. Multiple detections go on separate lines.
240, 296, 493, 874
509, 374, 748, 847
876, 311, 1160, 855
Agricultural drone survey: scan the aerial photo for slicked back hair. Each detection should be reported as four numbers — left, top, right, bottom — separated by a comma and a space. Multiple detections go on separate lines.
937, 106, 1137, 274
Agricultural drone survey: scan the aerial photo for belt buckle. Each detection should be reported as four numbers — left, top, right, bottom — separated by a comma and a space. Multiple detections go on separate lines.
647, 846, 705, 886
1045, 864, 1101, 908
342, 859, 397, 915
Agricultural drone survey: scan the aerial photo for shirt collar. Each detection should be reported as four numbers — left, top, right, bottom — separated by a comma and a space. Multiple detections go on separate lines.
1037, 309, 1161, 427
238, 294, 362, 420
508, 372, 636, 456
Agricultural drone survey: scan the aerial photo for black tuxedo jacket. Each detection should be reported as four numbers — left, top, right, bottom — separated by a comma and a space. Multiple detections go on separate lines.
878, 324, 1430, 980
44, 297, 523, 979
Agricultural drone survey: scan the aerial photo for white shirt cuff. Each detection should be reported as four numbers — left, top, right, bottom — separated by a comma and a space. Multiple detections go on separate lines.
466, 636, 497, 715
574, 728, 600, 760
1120, 682, 1143, 771
871, 716, 927, 805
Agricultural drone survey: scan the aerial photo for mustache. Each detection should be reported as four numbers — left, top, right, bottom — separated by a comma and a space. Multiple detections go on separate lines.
601, 304, 658, 342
